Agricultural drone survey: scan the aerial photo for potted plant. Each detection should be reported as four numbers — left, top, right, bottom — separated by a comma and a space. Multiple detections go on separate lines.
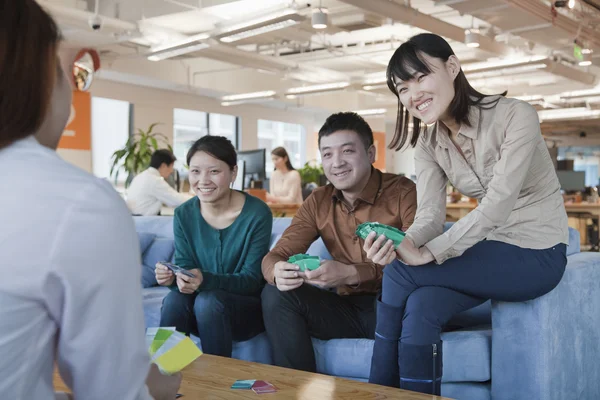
297, 160, 325, 186
109, 123, 172, 187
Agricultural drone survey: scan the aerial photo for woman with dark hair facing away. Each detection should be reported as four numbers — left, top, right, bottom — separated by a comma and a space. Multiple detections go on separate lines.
363, 33, 568, 394
266, 146, 303, 204
156, 136, 272, 357
0, 1, 180, 399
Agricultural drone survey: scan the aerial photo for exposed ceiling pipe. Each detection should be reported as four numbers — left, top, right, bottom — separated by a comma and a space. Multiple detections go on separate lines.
337, 0, 513, 56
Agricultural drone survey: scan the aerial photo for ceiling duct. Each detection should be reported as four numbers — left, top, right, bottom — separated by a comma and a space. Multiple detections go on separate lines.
331, 12, 383, 31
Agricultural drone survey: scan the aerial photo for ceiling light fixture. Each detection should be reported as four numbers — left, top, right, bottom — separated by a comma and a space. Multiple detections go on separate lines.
353, 108, 387, 116
217, 10, 304, 43
312, 0, 328, 29
579, 50, 593, 66
286, 82, 350, 96
147, 33, 210, 61
221, 90, 277, 103
538, 107, 600, 122
464, 29, 480, 48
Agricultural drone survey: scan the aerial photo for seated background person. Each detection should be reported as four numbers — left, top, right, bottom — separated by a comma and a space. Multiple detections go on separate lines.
127, 149, 191, 215
266, 146, 303, 204
156, 136, 272, 357
261, 112, 417, 372
0, 2, 180, 399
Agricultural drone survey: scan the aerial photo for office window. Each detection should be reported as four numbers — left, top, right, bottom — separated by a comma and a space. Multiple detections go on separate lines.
173, 108, 208, 169
173, 109, 239, 169
91, 97, 131, 182
257, 119, 306, 177
209, 113, 238, 148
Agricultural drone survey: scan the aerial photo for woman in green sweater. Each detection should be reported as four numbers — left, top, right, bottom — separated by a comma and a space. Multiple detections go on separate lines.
155, 135, 273, 357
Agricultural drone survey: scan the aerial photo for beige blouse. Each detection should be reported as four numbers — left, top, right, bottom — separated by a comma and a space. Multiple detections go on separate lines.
405, 96, 569, 264
269, 169, 303, 204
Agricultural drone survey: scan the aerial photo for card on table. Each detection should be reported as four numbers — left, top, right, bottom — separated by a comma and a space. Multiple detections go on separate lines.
231, 380, 256, 389
252, 380, 277, 394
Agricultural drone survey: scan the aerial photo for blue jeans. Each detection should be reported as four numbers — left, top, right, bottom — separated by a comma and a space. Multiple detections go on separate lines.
160, 290, 264, 357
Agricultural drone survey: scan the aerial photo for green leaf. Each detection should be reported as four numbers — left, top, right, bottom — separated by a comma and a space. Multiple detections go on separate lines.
150, 137, 158, 149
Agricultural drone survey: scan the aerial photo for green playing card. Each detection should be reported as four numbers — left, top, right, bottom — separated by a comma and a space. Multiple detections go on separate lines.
288, 254, 320, 271
355, 222, 405, 247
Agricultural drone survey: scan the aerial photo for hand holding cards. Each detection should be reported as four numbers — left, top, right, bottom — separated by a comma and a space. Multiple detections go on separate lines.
356, 222, 405, 248
287, 254, 320, 272
160, 262, 196, 278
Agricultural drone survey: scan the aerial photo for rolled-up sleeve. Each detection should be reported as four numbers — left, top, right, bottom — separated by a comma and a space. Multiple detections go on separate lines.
425, 102, 540, 263
405, 138, 448, 248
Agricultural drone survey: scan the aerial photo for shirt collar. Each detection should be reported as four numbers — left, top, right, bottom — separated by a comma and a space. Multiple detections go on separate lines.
434, 105, 480, 148
332, 168, 382, 205
148, 167, 161, 177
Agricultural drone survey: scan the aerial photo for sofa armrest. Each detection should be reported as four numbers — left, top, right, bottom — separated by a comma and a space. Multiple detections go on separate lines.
491, 253, 600, 400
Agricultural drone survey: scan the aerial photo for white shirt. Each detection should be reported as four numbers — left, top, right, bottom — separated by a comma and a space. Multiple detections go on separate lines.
126, 167, 190, 216
269, 169, 303, 204
0, 136, 153, 400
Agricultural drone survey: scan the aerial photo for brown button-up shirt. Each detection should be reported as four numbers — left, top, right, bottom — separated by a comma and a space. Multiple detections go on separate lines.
262, 168, 417, 295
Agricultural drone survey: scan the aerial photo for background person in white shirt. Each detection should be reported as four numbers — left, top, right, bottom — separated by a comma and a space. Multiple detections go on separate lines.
127, 149, 191, 216
0, 2, 181, 399
266, 146, 303, 204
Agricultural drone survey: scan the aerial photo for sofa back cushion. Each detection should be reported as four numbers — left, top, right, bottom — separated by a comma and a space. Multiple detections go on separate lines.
270, 217, 332, 260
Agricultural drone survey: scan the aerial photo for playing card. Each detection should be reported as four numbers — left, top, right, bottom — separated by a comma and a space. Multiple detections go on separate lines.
231, 379, 256, 389
252, 381, 277, 394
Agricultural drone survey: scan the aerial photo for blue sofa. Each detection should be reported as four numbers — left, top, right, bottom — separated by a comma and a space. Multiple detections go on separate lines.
135, 216, 600, 400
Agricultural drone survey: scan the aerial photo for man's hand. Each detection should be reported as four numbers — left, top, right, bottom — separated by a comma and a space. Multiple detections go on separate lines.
273, 261, 304, 291
363, 232, 396, 266
303, 260, 358, 289
396, 238, 435, 266
146, 363, 182, 400
176, 269, 203, 294
155, 263, 175, 286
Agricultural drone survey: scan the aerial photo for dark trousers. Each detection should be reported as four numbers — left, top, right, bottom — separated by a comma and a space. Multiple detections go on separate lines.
369, 240, 567, 390
261, 283, 377, 372
160, 289, 264, 357
383, 241, 566, 344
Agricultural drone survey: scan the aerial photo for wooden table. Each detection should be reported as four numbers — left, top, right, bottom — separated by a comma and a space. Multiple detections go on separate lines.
54, 354, 452, 399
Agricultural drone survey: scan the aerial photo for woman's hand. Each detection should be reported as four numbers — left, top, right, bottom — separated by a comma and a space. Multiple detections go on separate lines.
395, 238, 435, 266
176, 268, 203, 294
155, 263, 175, 286
363, 232, 397, 266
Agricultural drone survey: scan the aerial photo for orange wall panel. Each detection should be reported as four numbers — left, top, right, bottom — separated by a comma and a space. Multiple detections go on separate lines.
58, 91, 91, 151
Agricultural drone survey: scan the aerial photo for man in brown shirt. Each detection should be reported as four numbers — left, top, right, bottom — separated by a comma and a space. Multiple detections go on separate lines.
261, 112, 417, 372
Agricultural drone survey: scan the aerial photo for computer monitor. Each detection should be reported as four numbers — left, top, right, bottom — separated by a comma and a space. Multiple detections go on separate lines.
238, 149, 266, 189
232, 160, 245, 191
557, 170, 586, 192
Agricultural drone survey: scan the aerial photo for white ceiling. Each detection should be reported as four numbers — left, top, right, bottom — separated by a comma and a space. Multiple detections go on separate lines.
41, 0, 600, 146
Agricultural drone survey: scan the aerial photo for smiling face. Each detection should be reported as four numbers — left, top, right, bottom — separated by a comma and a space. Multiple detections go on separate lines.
188, 151, 237, 204
394, 52, 460, 125
319, 130, 375, 193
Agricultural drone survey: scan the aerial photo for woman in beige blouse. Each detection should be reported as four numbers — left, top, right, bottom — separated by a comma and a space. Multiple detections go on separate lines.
364, 33, 569, 394
266, 147, 303, 204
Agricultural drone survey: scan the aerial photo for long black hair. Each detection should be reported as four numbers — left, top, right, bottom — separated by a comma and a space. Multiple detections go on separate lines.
387, 33, 505, 150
